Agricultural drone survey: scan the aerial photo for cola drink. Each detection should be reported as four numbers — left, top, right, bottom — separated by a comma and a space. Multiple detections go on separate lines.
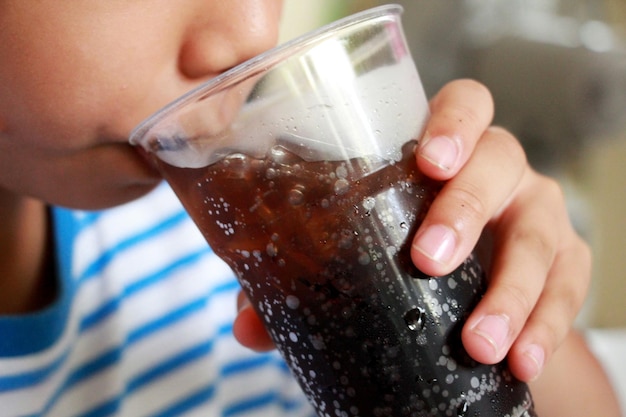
150, 139, 537, 417
130, 5, 540, 416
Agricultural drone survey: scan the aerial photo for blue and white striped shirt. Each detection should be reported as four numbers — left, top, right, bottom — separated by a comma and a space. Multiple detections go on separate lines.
0, 183, 314, 417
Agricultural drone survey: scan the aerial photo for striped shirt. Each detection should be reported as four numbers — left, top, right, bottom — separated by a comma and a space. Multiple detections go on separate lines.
0, 183, 315, 417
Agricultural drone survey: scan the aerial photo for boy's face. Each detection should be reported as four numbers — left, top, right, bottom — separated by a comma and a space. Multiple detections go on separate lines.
0, 0, 283, 209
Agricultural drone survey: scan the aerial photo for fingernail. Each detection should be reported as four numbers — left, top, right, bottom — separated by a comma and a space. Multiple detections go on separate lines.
524, 344, 545, 381
412, 224, 457, 266
419, 133, 460, 171
471, 314, 511, 358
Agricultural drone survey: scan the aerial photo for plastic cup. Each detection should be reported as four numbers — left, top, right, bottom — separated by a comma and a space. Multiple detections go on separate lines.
130, 5, 537, 416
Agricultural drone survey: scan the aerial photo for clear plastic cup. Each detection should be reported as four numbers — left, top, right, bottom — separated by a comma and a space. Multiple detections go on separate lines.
130, 5, 537, 417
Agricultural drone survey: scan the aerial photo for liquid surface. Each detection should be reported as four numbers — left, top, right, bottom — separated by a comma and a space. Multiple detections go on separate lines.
155, 140, 536, 417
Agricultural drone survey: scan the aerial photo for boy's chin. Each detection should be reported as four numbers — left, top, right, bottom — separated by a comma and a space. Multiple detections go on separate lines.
51, 176, 163, 211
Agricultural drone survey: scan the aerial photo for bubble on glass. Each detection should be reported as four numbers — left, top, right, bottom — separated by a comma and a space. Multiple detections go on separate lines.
448, 277, 458, 290
362, 196, 376, 211
265, 167, 278, 179
338, 230, 354, 249
288, 187, 305, 206
266, 242, 278, 257
286, 295, 300, 310
457, 399, 470, 417
335, 164, 348, 179
309, 334, 326, 350
334, 178, 350, 195
403, 307, 426, 332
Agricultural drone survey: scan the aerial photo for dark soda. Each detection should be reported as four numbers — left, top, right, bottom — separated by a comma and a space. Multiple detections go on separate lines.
153, 139, 537, 417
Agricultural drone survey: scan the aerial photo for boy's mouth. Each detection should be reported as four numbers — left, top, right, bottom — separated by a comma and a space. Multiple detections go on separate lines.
128, 143, 163, 179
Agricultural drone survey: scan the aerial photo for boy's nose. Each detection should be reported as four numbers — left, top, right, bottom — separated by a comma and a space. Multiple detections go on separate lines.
178, 0, 283, 79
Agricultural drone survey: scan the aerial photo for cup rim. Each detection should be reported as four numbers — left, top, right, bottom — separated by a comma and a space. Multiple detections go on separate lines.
129, 4, 403, 145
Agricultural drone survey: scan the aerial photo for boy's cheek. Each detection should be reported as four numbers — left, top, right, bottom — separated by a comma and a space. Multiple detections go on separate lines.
0, 0, 286, 146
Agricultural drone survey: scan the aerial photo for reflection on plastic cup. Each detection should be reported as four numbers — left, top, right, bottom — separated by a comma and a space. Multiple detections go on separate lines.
130, 5, 538, 417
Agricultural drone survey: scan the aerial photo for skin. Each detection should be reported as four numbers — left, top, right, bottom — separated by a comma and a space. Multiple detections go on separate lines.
0, 1, 620, 415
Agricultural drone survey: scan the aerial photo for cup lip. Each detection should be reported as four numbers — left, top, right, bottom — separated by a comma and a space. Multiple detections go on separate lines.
129, 4, 404, 146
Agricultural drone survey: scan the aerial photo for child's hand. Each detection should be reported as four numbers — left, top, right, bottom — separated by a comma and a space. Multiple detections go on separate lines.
233, 79, 591, 384
411, 79, 591, 383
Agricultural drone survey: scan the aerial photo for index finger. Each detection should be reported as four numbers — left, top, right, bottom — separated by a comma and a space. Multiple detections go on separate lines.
412, 127, 527, 277
417, 79, 494, 181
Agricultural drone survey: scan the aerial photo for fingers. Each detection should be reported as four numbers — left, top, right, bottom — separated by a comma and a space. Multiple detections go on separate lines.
414, 79, 591, 383
508, 235, 591, 382
232, 291, 275, 351
529, 330, 622, 416
461, 171, 591, 382
412, 78, 590, 384
411, 126, 527, 277
416, 79, 494, 180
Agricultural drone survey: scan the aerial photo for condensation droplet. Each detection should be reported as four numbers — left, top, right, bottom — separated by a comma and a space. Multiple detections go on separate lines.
266, 242, 278, 257
457, 400, 469, 417
448, 277, 458, 290
336, 165, 348, 179
362, 197, 376, 211
403, 307, 426, 331
286, 295, 300, 309
358, 252, 371, 265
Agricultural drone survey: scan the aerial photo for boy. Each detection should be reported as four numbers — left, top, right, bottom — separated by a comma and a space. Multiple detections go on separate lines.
0, 1, 619, 416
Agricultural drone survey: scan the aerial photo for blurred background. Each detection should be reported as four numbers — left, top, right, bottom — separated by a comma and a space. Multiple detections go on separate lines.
281, 0, 626, 408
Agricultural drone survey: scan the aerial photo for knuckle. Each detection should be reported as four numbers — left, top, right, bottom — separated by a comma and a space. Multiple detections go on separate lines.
446, 181, 490, 226
487, 127, 527, 166
568, 238, 593, 302
529, 173, 569, 218
510, 228, 556, 268
538, 317, 565, 349
454, 79, 494, 107
439, 103, 483, 135
541, 175, 566, 205
498, 282, 535, 329
439, 81, 494, 129
543, 240, 592, 327
554, 279, 585, 325
576, 238, 593, 279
